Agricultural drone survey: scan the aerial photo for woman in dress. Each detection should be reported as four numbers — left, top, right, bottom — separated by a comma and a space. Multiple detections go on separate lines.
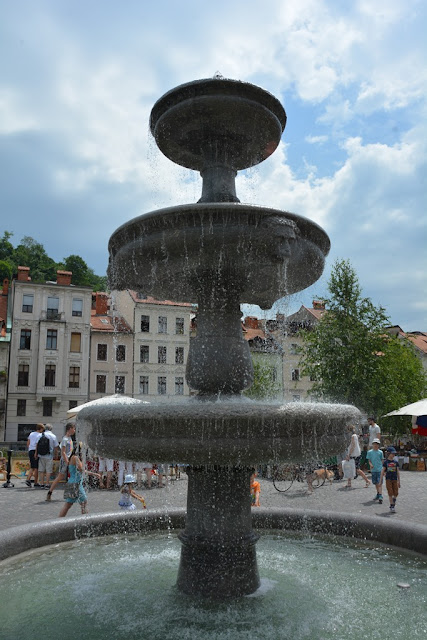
58, 446, 100, 517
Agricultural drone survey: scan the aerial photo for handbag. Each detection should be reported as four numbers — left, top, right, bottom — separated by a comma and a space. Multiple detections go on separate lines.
342, 458, 356, 480
64, 482, 80, 499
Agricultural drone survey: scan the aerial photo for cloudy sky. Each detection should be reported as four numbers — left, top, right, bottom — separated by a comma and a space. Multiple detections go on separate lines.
1, 0, 426, 330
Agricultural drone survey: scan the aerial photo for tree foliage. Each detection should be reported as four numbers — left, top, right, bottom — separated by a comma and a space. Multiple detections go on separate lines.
244, 357, 282, 400
0, 260, 12, 282
300, 259, 426, 426
0, 230, 107, 290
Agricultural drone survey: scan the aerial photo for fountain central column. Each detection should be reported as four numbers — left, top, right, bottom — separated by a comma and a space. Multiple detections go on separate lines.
177, 465, 260, 598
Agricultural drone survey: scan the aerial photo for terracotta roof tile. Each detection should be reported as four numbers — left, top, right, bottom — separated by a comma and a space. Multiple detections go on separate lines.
90, 310, 132, 333
129, 290, 193, 307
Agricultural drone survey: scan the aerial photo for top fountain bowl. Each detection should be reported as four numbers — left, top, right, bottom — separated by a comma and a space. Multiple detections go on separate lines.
150, 78, 287, 172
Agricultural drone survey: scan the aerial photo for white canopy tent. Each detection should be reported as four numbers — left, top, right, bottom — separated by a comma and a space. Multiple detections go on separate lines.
383, 398, 427, 417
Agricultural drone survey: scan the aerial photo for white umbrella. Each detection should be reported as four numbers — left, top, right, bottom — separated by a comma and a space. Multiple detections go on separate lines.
383, 398, 427, 417
66, 395, 144, 419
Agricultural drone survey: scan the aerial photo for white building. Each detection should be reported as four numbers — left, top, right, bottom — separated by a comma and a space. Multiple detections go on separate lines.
112, 290, 193, 402
89, 292, 134, 399
6, 267, 92, 441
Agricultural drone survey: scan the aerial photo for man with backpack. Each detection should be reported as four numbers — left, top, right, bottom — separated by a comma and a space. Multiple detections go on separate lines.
35, 424, 59, 489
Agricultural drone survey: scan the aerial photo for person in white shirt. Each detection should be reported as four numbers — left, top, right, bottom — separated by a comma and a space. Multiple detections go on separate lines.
25, 423, 44, 487
36, 424, 59, 489
345, 425, 370, 489
367, 417, 381, 447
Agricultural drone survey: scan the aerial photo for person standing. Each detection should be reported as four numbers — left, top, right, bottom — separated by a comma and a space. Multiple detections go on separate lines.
99, 457, 114, 489
58, 445, 100, 517
346, 425, 370, 488
25, 423, 44, 487
36, 424, 59, 489
367, 417, 381, 447
380, 446, 401, 513
46, 423, 75, 501
366, 438, 384, 503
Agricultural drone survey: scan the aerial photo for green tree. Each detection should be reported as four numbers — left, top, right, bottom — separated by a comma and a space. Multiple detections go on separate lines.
0, 231, 15, 263
14, 236, 57, 282
244, 357, 282, 400
0, 260, 13, 282
299, 259, 426, 420
62, 255, 92, 286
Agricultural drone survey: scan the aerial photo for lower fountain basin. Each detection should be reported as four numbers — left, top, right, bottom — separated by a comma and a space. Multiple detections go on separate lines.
1, 511, 426, 640
77, 400, 360, 464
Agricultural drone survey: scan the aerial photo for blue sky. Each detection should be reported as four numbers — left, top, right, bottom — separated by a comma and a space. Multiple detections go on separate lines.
1, 0, 426, 330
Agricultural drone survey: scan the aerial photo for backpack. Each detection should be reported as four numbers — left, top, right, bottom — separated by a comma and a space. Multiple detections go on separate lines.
37, 433, 51, 456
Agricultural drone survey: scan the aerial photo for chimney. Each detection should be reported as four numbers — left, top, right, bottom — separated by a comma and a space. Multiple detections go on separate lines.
244, 316, 259, 330
56, 270, 72, 286
95, 292, 109, 315
2, 278, 9, 295
17, 266, 30, 282
312, 300, 326, 310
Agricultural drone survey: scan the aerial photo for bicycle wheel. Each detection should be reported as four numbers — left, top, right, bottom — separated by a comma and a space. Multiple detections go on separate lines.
273, 466, 294, 492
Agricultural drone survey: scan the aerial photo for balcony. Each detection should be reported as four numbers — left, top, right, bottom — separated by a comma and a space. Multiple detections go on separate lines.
40, 310, 65, 322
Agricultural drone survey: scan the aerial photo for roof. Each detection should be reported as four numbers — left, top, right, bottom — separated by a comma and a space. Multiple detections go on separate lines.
302, 305, 326, 321
243, 328, 266, 341
406, 332, 427, 354
90, 310, 132, 333
129, 290, 193, 308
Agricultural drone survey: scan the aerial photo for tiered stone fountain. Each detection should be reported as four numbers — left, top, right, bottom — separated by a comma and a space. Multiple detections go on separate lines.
79, 77, 360, 598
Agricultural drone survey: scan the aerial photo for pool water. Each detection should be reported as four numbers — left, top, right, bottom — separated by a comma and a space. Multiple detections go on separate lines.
1, 531, 426, 640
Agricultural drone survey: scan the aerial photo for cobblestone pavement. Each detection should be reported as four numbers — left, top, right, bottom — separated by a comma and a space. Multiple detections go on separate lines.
1, 470, 426, 531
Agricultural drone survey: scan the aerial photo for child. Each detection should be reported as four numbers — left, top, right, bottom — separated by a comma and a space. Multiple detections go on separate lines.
250, 470, 260, 507
380, 446, 401, 513
59, 446, 100, 517
366, 438, 384, 503
118, 474, 146, 510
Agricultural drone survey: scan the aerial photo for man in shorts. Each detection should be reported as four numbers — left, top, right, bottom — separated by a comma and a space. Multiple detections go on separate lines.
36, 424, 59, 489
46, 423, 75, 501
380, 447, 401, 513
25, 423, 44, 487
367, 438, 384, 503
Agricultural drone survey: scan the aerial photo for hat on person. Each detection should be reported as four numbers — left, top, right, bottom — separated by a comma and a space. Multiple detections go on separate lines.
372, 438, 381, 444
124, 474, 136, 484
386, 446, 396, 453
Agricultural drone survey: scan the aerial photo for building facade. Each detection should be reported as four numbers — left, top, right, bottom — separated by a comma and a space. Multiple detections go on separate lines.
0, 278, 11, 440
6, 267, 92, 441
89, 292, 133, 399
112, 290, 193, 402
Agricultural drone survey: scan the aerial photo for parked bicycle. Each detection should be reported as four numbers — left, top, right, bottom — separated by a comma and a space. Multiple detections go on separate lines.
272, 462, 335, 492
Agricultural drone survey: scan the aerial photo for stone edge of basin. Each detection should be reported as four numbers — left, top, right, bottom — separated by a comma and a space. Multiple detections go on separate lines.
0, 508, 425, 563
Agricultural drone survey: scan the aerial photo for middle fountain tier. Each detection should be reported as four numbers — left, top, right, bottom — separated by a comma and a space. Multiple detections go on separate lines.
79, 77, 360, 599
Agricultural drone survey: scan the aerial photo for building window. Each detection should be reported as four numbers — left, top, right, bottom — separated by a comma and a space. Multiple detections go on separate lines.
45, 364, 56, 387
69, 366, 80, 388
175, 347, 184, 364
175, 377, 184, 395
158, 316, 167, 334
272, 367, 277, 382
70, 332, 81, 353
115, 375, 125, 394
140, 315, 150, 332
176, 317, 184, 335
158, 346, 167, 364
291, 368, 300, 381
46, 296, 60, 320
116, 345, 126, 362
290, 343, 299, 355
22, 294, 33, 313
17, 399, 26, 416
43, 399, 53, 416
69, 400, 78, 410
97, 344, 107, 361
18, 364, 29, 386
139, 375, 149, 395
72, 298, 83, 317
96, 375, 106, 393
20, 329, 31, 350
292, 395, 301, 402
46, 329, 58, 350
140, 345, 149, 363
157, 376, 167, 395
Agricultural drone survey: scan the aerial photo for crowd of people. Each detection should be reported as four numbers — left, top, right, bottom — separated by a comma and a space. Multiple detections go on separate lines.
24, 417, 403, 516
24, 422, 174, 517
